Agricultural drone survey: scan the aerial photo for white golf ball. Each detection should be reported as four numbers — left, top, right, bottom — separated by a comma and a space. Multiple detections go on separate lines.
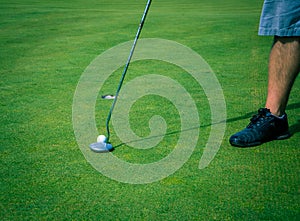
97, 135, 107, 143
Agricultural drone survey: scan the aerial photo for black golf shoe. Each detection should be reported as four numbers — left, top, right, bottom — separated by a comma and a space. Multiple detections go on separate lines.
229, 108, 291, 147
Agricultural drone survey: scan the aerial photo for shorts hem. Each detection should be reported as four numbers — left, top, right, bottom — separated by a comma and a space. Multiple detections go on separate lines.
258, 28, 300, 37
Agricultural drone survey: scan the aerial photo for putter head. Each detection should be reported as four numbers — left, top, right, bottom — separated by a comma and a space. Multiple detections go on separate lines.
89, 142, 114, 153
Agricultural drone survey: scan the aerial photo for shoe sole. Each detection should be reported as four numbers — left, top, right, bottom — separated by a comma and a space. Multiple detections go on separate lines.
230, 131, 291, 148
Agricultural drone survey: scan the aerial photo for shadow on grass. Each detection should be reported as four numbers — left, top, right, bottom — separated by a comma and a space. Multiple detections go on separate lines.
286, 102, 300, 135
113, 102, 300, 149
227, 102, 300, 123
289, 120, 300, 135
113, 125, 203, 148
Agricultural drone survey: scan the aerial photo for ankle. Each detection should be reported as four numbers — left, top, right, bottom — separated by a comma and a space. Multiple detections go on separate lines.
265, 106, 285, 117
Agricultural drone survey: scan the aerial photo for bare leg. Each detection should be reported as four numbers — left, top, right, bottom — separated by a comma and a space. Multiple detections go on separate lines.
265, 36, 300, 116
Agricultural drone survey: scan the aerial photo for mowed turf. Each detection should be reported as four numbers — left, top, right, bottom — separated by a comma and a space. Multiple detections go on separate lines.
1, 0, 299, 220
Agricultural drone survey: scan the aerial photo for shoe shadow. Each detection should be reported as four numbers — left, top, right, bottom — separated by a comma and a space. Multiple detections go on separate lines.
286, 102, 300, 135
289, 120, 300, 135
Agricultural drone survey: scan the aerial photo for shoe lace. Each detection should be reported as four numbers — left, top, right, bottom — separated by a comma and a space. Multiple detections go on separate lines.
247, 108, 271, 128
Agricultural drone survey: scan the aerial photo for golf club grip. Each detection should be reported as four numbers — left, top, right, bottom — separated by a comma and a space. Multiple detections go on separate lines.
105, 0, 152, 141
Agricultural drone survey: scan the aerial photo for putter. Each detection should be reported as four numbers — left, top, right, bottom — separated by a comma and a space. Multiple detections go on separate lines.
89, 0, 152, 153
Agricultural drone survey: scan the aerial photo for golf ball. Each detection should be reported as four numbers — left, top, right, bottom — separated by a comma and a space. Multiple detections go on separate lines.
97, 135, 106, 143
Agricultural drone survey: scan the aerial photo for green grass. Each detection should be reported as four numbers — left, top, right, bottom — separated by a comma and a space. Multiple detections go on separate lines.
1, 0, 299, 220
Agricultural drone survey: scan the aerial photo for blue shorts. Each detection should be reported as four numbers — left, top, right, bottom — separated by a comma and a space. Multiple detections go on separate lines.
259, 0, 300, 36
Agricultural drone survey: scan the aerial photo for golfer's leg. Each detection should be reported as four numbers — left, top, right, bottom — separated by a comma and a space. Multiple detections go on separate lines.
265, 36, 300, 116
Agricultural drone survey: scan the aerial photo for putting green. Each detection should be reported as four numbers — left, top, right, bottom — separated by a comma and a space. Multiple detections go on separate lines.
1, 0, 299, 220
